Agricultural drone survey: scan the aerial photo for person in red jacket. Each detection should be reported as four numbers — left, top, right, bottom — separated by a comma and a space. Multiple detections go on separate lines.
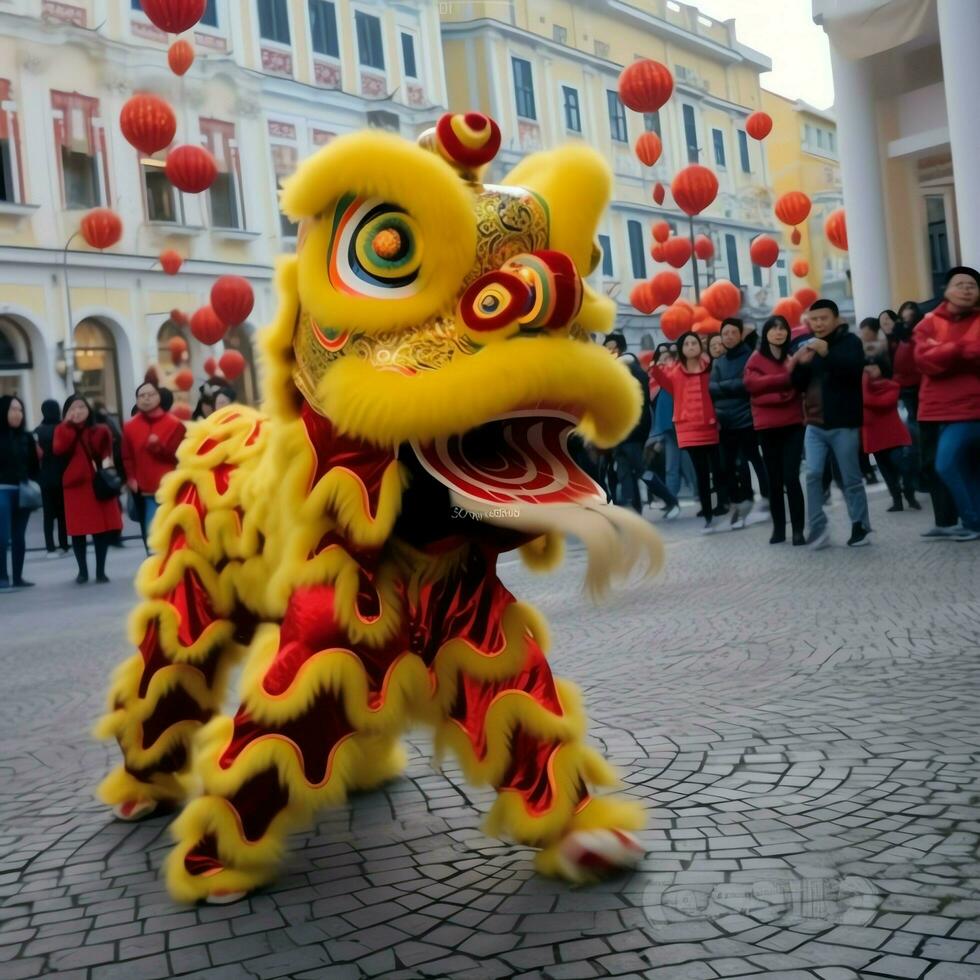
54, 394, 123, 583
650, 331, 721, 533
862, 356, 916, 512
914, 266, 980, 540
744, 316, 806, 545
122, 381, 186, 538
881, 305, 923, 495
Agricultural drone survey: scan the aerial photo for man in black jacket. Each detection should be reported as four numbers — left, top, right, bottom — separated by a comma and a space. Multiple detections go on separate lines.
791, 299, 870, 548
709, 318, 770, 528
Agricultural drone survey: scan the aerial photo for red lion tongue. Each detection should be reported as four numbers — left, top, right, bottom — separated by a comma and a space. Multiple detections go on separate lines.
411, 410, 605, 507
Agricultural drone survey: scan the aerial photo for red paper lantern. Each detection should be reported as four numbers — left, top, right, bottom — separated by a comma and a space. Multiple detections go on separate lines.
702, 280, 741, 321
662, 237, 693, 269
745, 111, 773, 141
139, 0, 206, 34
671, 165, 719, 216
650, 271, 682, 308
79, 209, 123, 250
219, 349, 246, 381
652, 182, 666, 206
635, 131, 662, 167
652, 220, 671, 244
794, 287, 819, 310
773, 297, 803, 327
119, 94, 176, 156
167, 336, 188, 363
171, 402, 192, 420
791, 259, 809, 278
170, 308, 189, 326
651, 243, 665, 263
203, 356, 218, 376
791, 228, 802, 246
167, 39, 195, 76
693, 234, 714, 260
159, 249, 182, 275
618, 59, 673, 113
174, 369, 194, 391
694, 316, 722, 336
774, 191, 812, 227
660, 303, 693, 341
692, 305, 709, 323
210, 276, 254, 326
190, 305, 227, 345
165, 144, 217, 193
825, 209, 848, 250
630, 282, 656, 315
749, 235, 779, 268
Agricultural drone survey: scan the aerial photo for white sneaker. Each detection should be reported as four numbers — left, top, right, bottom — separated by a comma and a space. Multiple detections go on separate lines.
807, 528, 831, 550
730, 516, 746, 530
744, 511, 770, 527
663, 504, 681, 520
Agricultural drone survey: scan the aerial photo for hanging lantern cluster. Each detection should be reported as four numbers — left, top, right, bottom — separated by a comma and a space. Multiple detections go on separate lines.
701, 280, 741, 321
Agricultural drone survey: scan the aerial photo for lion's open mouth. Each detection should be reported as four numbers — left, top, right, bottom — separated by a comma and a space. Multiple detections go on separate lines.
410, 409, 605, 509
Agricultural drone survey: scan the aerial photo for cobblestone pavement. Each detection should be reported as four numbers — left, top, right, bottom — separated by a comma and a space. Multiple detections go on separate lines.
2, 490, 979, 980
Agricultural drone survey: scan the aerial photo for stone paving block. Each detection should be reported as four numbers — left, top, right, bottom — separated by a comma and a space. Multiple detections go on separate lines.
864, 954, 931, 978
167, 944, 212, 975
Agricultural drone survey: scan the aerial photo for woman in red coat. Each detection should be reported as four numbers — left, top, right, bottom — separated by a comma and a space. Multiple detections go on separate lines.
862, 356, 916, 513
650, 331, 721, 532
54, 394, 122, 584
744, 316, 806, 545
122, 381, 186, 538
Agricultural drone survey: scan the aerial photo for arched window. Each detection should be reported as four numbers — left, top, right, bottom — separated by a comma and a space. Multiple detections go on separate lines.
223, 323, 259, 405
73, 318, 121, 420
0, 316, 33, 401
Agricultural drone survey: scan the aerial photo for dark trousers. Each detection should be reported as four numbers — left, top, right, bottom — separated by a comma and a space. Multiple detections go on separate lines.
0, 487, 30, 583
41, 484, 68, 552
900, 387, 922, 490
874, 447, 913, 502
719, 427, 770, 505
72, 532, 112, 580
614, 441, 674, 514
757, 425, 805, 535
687, 444, 723, 522
919, 421, 959, 528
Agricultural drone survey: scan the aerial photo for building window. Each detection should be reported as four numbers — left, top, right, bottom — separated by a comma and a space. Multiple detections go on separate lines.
627, 219, 646, 279
598, 233, 613, 276
712, 129, 725, 168
562, 86, 581, 133
143, 160, 179, 222
644, 111, 661, 136
777, 258, 788, 297
0, 82, 22, 204
200, 0, 218, 27
682, 104, 698, 163
52, 91, 107, 209
0, 139, 13, 203
594, 39, 609, 59
62, 149, 100, 209
725, 233, 740, 286
607, 91, 628, 143
201, 118, 244, 229
356, 11, 385, 70
309, 0, 338, 57
512, 57, 536, 120
401, 33, 417, 78
752, 262, 762, 288
553, 24, 567, 44
828, 130, 836, 153
271, 141, 299, 239
257, 0, 290, 44
738, 129, 751, 172
816, 127, 825, 149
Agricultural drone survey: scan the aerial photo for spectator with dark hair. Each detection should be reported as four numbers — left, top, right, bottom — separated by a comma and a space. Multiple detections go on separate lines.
744, 316, 806, 545
603, 332, 679, 517
0, 395, 39, 590
791, 298, 871, 548
650, 346, 695, 506
882, 305, 923, 494
709, 317, 770, 529
914, 266, 980, 541
862, 355, 917, 512
651, 331, 722, 532
33, 398, 69, 557
707, 334, 724, 361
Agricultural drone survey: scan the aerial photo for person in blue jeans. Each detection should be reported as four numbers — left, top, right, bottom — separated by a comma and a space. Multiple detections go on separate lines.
651, 346, 696, 502
790, 299, 871, 548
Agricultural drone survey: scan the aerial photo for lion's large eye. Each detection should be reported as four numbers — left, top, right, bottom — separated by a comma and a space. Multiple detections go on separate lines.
501, 251, 583, 329
327, 196, 423, 298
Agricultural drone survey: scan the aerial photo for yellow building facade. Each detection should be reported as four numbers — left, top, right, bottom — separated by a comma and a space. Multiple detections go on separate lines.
0, 0, 445, 419
441, 0, 783, 347
761, 90, 848, 311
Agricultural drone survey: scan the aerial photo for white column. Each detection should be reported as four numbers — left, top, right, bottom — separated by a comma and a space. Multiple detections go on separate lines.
938, 0, 980, 266
828, 45, 892, 313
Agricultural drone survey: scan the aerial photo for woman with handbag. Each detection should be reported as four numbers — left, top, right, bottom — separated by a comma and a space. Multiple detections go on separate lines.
0, 395, 40, 590
54, 394, 122, 584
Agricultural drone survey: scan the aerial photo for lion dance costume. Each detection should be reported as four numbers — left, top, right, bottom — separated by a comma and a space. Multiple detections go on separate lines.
96, 112, 663, 903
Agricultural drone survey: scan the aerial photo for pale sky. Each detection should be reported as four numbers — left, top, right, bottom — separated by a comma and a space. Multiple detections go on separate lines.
692, 0, 834, 110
